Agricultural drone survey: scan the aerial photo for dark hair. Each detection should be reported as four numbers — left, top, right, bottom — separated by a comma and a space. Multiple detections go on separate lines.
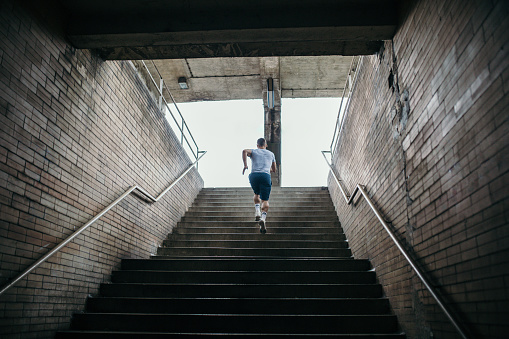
257, 138, 266, 147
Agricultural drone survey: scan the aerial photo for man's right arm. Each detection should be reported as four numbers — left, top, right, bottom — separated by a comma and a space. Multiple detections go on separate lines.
270, 161, 277, 173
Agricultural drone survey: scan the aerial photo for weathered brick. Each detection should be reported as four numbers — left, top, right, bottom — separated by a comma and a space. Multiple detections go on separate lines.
329, 1, 509, 338
0, 1, 203, 338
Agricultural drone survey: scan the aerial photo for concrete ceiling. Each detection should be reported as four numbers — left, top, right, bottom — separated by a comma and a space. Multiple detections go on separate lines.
41, 0, 396, 185
54, 0, 397, 102
61, 0, 399, 60
144, 56, 354, 103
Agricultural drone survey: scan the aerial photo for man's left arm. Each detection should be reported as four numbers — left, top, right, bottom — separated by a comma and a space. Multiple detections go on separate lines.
270, 153, 277, 173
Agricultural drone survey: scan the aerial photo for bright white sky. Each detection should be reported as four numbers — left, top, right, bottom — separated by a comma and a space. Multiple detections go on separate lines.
173, 98, 341, 187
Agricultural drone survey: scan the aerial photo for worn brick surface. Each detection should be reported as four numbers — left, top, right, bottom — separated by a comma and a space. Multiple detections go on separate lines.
329, 0, 509, 338
0, 2, 203, 338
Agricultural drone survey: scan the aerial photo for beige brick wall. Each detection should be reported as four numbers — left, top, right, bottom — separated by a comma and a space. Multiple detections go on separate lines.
0, 2, 203, 338
329, 0, 509, 338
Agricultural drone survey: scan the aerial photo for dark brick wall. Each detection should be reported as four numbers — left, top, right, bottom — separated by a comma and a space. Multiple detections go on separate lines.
329, 0, 508, 338
0, 2, 203, 338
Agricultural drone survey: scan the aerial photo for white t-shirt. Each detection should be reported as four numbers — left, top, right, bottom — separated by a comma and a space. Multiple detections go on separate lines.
250, 149, 276, 174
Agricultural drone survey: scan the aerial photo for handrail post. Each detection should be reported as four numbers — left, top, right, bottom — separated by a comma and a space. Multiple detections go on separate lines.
321, 150, 470, 339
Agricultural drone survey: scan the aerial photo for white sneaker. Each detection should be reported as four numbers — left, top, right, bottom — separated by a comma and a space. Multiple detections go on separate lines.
255, 210, 261, 221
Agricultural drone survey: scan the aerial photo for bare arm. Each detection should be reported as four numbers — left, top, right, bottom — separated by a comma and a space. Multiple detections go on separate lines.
270, 162, 277, 173
242, 149, 252, 175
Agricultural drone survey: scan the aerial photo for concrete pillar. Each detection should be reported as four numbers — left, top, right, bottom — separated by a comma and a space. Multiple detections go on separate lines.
265, 105, 281, 186
262, 79, 281, 186
260, 58, 281, 186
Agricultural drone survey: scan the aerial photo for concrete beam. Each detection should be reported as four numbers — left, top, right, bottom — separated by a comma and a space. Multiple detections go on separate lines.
62, 0, 398, 59
93, 40, 384, 60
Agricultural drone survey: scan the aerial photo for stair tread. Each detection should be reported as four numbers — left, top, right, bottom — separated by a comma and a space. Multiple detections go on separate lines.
72, 313, 398, 319
131, 258, 363, 261
114, 270, 369, 273
69, 313, 399, 333
163, 240, 346, 242
90, 297, 388, 301
60, 330, 404, 338
179, 220, 339, 222
150, 255, 353, 259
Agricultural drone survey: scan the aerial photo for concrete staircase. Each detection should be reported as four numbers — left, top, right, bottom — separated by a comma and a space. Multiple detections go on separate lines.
56, 187, 405, 338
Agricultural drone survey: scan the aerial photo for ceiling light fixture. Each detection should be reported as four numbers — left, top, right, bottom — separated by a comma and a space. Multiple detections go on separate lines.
178, 77, 189, 89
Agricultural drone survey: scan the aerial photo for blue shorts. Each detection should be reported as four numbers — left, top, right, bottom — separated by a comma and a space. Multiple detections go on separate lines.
249, 172, 272, 201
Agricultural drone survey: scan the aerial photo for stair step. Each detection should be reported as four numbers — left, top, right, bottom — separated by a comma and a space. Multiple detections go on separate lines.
155, 247, 352, 257
57, 331, 406, 338
69, 313, 400, 334
100, 283, 384, 298
181, 216, 338, 222
194, 194, 332, 200
184, 210, 338, 217
187, 206, 336, 213
196, 189, 330, 194
191, 200, 334, 212
111, 270, 374, 284
167, 233, 346, 241
175, 221, 340, 228
172, 226, 341, 234
161, 239, 349, 249
193, 197, 334, 204
187, 209, 337, 215
86, 297, 391, 315
122, 258, 368, 271
201, 188, 328, 192
196, 189, 330, 195
202, 187, 328, 191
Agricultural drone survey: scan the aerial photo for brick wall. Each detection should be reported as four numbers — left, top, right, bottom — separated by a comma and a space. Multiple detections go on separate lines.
328, 0, 508, 338
0, 2, 204, 338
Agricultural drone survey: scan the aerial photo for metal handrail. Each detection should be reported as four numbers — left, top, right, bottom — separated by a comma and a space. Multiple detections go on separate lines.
321, 150, 469, 339
140, 60, 200, 160
0, 151, 206, 297
330, 56, 355, 152
160, 93, 198, 160
330, 56, 362, 155
149, 60, 200, 150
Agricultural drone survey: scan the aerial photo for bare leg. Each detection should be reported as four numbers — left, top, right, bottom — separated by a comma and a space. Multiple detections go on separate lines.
254, 194, 261, 204
259, 200, 269, 233
261, 200, 269, 213
253, 195, 262, 221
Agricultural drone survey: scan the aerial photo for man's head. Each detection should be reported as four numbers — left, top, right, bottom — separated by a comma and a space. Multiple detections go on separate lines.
257, 138, 267, 148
